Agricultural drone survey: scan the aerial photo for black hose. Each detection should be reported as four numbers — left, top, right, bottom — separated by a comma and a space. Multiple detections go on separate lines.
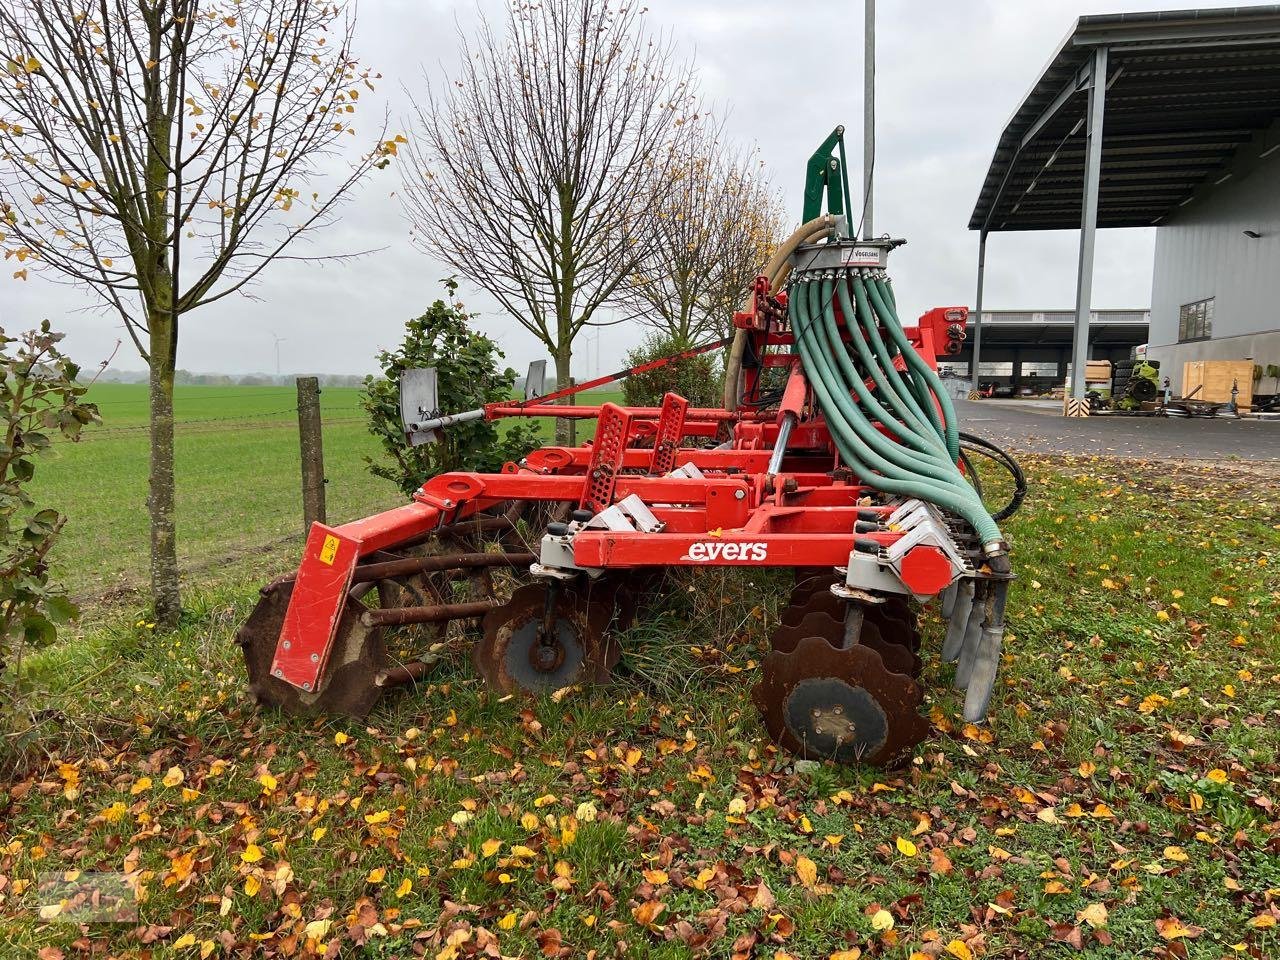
958, 431, 1027, 522
957, 448, 984, 502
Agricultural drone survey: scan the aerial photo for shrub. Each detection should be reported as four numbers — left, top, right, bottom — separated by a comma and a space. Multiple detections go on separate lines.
0, 323, 99, 685
363, 281, 542, 496
621, 332, 723, 409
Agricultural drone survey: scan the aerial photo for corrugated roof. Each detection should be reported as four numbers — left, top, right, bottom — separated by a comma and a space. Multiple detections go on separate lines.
969, 5, 1280, 232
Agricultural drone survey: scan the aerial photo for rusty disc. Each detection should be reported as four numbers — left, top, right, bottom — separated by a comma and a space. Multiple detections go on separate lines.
752, 634, 930, 767
475, 582, 615, 694
237, 580, 389, 718
771, 610, 921, 679
782, 587, 921, 655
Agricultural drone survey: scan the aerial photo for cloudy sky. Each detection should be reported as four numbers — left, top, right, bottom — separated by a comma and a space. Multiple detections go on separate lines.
3, 0, 1248, 378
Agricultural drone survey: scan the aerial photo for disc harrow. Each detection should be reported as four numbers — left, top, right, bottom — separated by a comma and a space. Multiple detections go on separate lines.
239, 125, 1024, 768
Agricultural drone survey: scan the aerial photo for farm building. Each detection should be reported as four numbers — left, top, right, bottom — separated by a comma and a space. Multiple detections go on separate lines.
968, 5, 1280, 399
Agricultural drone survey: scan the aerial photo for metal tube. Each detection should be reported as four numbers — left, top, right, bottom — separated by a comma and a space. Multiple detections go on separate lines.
412, 407, 486, 433
1070, 45, 1109, 404
375, 661, 433, 688
863, 0, 875, 239
766, 413, 796, 475
970, 230, 987, 392
351, 551, 535, 584
360, 600, 495, 627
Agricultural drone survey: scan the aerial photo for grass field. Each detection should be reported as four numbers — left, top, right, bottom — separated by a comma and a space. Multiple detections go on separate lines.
3, 439, 1278, 958
31, 383, 623, 606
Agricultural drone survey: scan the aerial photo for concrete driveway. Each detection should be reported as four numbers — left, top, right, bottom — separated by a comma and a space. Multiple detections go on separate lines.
954, 399, 1280, 460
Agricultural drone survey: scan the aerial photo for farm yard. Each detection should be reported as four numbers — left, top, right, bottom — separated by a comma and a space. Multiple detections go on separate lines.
5, 396, 1279, 957
3, 0, 1280, 958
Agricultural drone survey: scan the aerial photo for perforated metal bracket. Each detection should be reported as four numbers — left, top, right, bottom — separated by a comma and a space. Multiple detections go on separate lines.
650, 392, 689, 474
580, 402, 633, 514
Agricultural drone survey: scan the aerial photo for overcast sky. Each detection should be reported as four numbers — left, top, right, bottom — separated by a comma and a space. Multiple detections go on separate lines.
3, 0, 1250, 378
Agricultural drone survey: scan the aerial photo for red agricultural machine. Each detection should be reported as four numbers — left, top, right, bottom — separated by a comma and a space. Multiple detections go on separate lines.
238, 128, 1024, 767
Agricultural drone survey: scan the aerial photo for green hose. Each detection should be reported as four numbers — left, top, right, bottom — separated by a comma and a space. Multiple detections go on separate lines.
790, 270, 1003, 548
865, 272, 961, 461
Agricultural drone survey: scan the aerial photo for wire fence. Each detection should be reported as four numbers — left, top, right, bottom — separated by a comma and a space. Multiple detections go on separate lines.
75, 408, 366, 439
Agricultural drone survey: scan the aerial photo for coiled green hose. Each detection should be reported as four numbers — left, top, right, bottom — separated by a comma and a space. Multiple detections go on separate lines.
789, 270, 1004, 548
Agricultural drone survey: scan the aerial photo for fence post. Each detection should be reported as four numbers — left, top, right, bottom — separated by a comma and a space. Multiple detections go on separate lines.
296, 376, 326, 530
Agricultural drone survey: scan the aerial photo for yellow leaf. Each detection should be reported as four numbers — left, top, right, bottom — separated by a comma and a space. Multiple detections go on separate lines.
258, 772, 277, 793
643, 869, 669, 885
130, 776, 152, 795
311, 827, 327, 842
895, 837, 917, 858
830, 951, 862, 960
945, 941, 974, 960
1210, 596, 1230, 607
1078, 902, 1108, 928
174, 933, 197, 949
334, 731, 349, 745
520, 812, 539, 830
498, 912, 517, 930
728, 797, 747, 815
200, 941, 216, 959
25, 56, 41, 72
481, 839, 502, 857
795, 855, 818, 889
304, 919, 332, 940
533, 793, 556, 808
689, 867, 715, 890
1164, 846, 1188, 862
240, 843, 263, 863
364, 810, 390, 825
243, 874, 261, 896
1206, 769, 1228, 784
870, 908, 894, 931
395, 877, 412, 897
1248, 914, 1277, 929
366, 867, 385, 884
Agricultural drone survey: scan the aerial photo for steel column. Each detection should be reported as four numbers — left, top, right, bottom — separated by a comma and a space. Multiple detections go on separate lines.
970, 230, 988, 391
1070, 45, 1109, 402
863, 0, 875, 239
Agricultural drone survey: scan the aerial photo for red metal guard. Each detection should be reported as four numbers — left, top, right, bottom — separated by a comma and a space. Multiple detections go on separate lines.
650, 392, 689, 475
581, 402, 633, 513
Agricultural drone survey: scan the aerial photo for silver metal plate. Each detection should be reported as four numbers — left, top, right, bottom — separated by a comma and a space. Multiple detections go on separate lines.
400, 367, 439, 446
524, 360, 547, 401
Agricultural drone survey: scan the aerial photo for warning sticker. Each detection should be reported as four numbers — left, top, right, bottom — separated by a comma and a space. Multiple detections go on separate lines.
319, 534, 341, 566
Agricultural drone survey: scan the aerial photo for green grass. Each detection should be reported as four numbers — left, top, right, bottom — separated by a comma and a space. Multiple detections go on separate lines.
4, 411, 1279, 958
29, 384, 396, 603
29, 384, 625, 604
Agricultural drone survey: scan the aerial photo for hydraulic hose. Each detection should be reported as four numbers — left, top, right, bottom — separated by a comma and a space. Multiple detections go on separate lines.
789, 270, 1005, 550
724, 214, 840, 411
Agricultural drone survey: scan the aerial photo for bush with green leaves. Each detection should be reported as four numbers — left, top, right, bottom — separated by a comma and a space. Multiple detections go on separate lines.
0, 323, 99, 682
363, 281, 542, 496
620, 332, 723, 409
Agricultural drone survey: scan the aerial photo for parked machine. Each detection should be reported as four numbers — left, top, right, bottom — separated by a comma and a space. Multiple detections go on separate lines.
238, 128, 1025, 768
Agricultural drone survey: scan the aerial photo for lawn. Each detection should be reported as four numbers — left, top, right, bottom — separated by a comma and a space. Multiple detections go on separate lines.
2, 439, 1277, 958
30, 384, 623, 606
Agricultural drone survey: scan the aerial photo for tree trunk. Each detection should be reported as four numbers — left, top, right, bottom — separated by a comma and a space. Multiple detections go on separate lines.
553, 345, 574, 447
147, 309, 181, 627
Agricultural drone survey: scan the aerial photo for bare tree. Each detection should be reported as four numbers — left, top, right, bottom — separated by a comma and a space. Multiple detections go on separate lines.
401, 0, 697, 442
0, 0, 391, 624
620, 122, 787, 346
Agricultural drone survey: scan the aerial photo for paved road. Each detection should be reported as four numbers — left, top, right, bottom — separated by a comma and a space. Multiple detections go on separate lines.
953, 399, 1280, 460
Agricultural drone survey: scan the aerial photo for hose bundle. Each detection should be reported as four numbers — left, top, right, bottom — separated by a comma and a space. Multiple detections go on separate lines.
788, 266, 1007, 554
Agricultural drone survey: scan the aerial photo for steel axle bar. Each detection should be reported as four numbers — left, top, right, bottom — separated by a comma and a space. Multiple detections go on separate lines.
360, 600, 496, 628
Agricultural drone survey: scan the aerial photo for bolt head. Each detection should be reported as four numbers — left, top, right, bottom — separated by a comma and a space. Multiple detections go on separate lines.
302, 682, 312, 691
282, 640, 291, 649
734, 488, 746, 500
310, 653, 319, 663
273, 668, 283, 678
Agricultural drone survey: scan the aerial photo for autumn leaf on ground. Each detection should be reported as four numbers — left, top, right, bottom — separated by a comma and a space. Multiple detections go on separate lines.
795, 856, 818, 889
1154, 917, 1202, 940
